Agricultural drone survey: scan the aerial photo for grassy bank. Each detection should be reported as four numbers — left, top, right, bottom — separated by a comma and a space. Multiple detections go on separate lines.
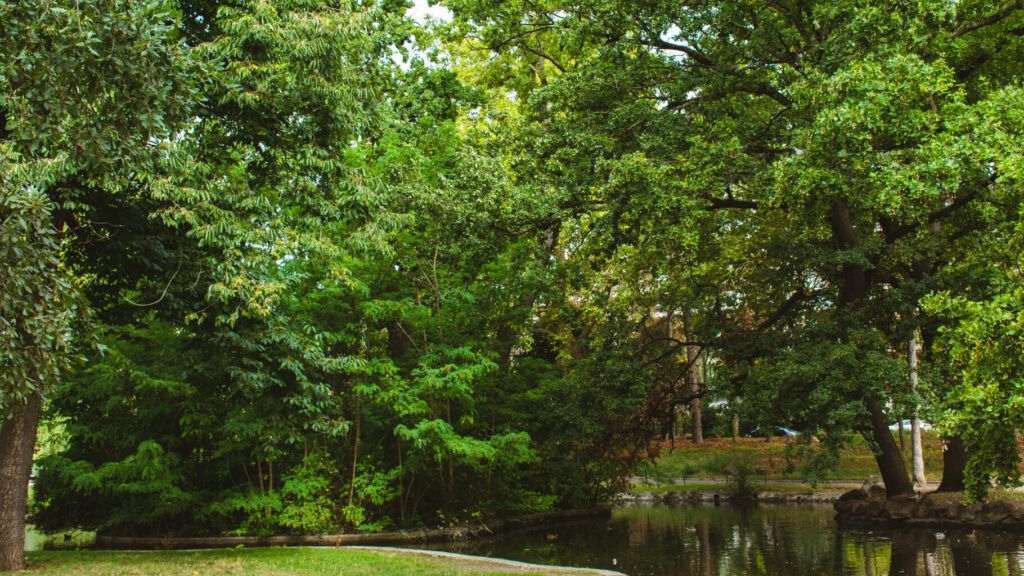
637, 434, 945, 486
630, 482, 847, 494
6, 548, 614, 576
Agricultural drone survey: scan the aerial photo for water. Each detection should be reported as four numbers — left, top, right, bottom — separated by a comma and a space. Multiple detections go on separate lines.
24, 525, 46, 552
431, 503, 1024, 576
24, 524, 95, 551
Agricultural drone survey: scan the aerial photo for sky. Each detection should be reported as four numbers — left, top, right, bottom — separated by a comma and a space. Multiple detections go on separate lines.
407, 0, 452, 23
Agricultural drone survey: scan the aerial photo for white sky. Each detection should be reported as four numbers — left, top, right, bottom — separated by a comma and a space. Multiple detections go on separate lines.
407, 0, 452, 23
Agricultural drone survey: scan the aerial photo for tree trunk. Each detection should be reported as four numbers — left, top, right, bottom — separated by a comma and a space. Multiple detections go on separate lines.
865, 396, 915, 497
0, 393, 42, 572
690, 398, 703, 444
684, 317, 703, 444
911, 417, 926, 488
830, 198, 912, 497
909, 333, 927, 490
936, 436, 967, 492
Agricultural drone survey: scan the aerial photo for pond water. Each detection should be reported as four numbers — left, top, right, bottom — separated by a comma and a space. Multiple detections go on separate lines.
430, 503, 1024, 576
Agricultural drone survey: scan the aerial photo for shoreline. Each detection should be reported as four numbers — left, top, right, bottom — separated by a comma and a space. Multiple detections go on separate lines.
90, 508, 611, 551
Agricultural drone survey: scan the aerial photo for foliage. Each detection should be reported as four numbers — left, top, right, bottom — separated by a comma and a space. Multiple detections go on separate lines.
925, 214, 1024, 500
18, 0, 1024, 547
0, 187, 80, 410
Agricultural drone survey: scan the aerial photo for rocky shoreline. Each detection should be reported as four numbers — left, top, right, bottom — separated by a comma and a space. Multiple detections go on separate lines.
622, 489, 843, 505
625, 485, 1024, 530
834, 488, 1024, 528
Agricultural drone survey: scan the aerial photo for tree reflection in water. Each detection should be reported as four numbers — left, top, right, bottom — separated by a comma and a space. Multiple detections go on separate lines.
431, 503, 1024, 576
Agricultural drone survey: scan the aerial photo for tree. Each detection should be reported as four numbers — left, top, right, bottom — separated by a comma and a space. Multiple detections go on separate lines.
3, 0, 401, 564
442, 0, 1024, 495
0, 0, 199, 568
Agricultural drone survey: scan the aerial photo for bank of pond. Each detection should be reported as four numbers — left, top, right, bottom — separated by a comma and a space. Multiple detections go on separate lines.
25, 502, 1024, 575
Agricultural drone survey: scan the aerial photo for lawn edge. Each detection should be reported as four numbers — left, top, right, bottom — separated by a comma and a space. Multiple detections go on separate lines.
340, 546, 628, 575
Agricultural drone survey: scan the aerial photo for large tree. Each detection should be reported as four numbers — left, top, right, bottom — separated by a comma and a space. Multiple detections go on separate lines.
2, 0, 398, 567
443, 0, 1024, 494
0, 0, 200, 568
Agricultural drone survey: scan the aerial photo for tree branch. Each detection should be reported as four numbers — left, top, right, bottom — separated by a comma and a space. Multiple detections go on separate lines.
952, 1, 1024, 38
520, 44, 567, 73
756, 289, 808, 332
706, 196, 760, 210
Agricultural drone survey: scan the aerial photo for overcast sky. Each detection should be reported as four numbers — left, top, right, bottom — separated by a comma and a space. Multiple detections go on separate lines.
407, 0, 452, 23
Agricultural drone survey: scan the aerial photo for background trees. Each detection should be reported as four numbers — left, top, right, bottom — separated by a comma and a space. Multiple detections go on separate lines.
441, 0, 1024, 495
4, 0, 1024, 564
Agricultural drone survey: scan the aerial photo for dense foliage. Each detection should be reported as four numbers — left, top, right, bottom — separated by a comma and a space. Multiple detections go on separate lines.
2, 0, 1022, 557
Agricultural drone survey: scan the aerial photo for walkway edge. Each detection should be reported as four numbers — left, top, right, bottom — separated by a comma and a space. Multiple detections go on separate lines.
342, 546, 628, 576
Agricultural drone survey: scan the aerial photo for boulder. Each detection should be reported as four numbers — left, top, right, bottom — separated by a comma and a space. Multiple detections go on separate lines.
837, 488, 869, 502
981, 501, 1013, 523
885, 497, 917, 520
959, 502, 983, 522
866, 484, 887, 498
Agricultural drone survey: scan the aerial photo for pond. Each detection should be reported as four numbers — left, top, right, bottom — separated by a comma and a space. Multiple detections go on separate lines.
430, 503, 1024, 576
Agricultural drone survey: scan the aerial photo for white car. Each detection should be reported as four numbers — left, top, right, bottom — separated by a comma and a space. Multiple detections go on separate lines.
888, 419, 933, 431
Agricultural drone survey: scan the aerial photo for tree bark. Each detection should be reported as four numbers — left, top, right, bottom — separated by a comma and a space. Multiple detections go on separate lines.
0, 393, 42, 572
911, 417, 926, 488
830, 197, 913, 497
909, 333, 927, 490
936, 436, 967, 492
684, 316, 703, 444
865, 396, 915, 497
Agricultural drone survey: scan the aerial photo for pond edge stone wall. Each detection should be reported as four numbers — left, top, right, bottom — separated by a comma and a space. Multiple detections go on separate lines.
833, 488, 1024, 528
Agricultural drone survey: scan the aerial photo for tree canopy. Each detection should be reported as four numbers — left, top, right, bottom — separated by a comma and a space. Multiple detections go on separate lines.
2, 0, 1023, 568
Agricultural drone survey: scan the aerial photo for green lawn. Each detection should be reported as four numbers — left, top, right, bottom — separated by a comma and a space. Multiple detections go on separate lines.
638, 433, 946, 485
8, 548, 614, 576
631, 482, 847, 494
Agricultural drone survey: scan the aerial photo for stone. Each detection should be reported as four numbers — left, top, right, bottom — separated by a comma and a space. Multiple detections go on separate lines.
837, 488, 869, 502
866, 484, 887, 498
864, 499, 885, 518
959, 502, 983, 522
981, 501, 1013, 523
885, 497, 917, 520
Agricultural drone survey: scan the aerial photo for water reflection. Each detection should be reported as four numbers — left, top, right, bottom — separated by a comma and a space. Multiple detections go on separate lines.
433, 504, 1024, 576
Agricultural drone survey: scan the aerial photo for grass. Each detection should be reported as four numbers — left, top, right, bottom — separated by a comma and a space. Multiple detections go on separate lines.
8, 548, 612, 576
637, 433, 947, 486
631, 482, 846, 494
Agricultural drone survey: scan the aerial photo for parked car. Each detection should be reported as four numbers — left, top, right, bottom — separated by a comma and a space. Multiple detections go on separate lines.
746, 426, 799, 438
888, 419, 933, 431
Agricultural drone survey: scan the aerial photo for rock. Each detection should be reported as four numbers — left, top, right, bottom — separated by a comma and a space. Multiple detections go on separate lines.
863, 499, 886, 518
885, 497, 917, 520
912, 498, 932, 519
959, 502, 983, 522
981, 501, 1013, 523
866, 484, 887, 498
837, 488, 869, 502
861, 477, 887, 498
